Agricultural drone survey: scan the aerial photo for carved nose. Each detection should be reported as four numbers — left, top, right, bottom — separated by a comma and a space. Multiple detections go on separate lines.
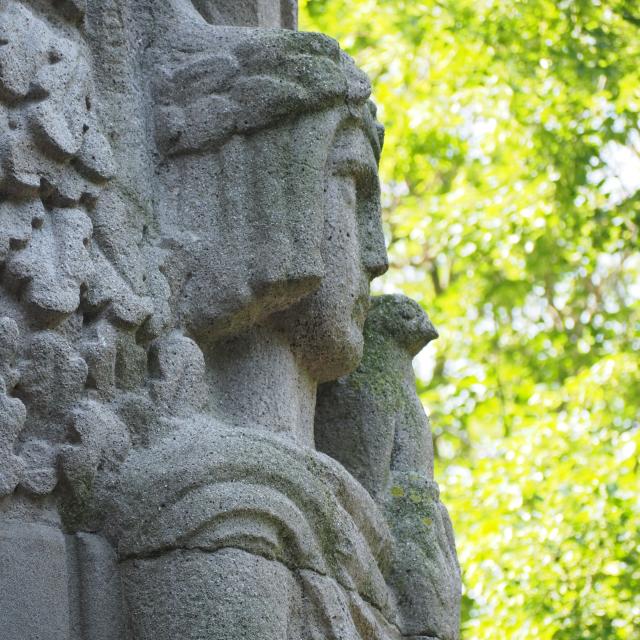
365, 248, 389, 279
361, 216, 389, 279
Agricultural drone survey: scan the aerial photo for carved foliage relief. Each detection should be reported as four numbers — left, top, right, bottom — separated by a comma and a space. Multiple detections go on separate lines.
0, 0, 151, 500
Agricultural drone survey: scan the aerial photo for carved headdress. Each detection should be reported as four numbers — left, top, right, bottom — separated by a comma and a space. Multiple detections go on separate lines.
150, 24, 385, 340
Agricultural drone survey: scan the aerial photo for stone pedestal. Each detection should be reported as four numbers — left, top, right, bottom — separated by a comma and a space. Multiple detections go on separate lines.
0, 523, 125, 640
0, 523, 71, 640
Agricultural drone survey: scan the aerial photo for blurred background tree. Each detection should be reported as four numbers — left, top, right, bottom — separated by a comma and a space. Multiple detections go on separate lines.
300, 1, 640, 638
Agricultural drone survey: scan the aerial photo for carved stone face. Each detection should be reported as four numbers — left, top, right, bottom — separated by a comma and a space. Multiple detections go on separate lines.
270, 122, 388, 382
150, 21, 387, 376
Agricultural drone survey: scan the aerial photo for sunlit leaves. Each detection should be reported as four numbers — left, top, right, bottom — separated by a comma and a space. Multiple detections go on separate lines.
301, 1, 640, 638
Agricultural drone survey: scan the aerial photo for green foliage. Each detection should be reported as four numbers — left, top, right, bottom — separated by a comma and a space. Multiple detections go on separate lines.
300, 1, 640, 638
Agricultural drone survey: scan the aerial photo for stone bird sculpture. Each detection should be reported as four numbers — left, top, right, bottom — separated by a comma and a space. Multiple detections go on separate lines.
316, 294, 462, 640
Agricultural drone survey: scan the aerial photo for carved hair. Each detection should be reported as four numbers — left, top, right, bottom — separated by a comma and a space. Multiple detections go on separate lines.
151, 27, 384, 341
153, 29, 382, 156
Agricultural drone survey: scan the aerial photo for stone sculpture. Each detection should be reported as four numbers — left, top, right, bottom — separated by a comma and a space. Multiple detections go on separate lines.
316, 295, 461, 639
0, 1, 461, 639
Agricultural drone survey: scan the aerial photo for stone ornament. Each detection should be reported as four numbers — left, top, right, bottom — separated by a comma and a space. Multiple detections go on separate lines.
0, 1, 461, 639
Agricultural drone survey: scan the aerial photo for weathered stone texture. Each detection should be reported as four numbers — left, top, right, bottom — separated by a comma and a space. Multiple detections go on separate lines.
0, 1, 460, 639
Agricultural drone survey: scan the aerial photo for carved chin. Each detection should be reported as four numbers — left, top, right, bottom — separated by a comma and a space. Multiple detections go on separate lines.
305, 323, 365, 384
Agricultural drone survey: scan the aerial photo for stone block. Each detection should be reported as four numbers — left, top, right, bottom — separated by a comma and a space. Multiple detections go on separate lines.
0, 522, 71, 640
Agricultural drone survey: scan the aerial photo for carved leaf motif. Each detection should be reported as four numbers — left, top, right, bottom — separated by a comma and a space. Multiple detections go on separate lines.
0, 2, 155, 328
84, 246, 154, 327
17, 331, 88, 425
0, 0, 114, 199
0, 384, 26, 496
0, 317, 25, 496
0, 199, 44, 264
81, 319, 118, 400
30, 101, 84, 160
0, 316, 19, 383
0, 3, 49, 101
6, 208, 93, 316
63, 401, 131, 473
18, 439, 58, 495
59, 400, 130, 527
